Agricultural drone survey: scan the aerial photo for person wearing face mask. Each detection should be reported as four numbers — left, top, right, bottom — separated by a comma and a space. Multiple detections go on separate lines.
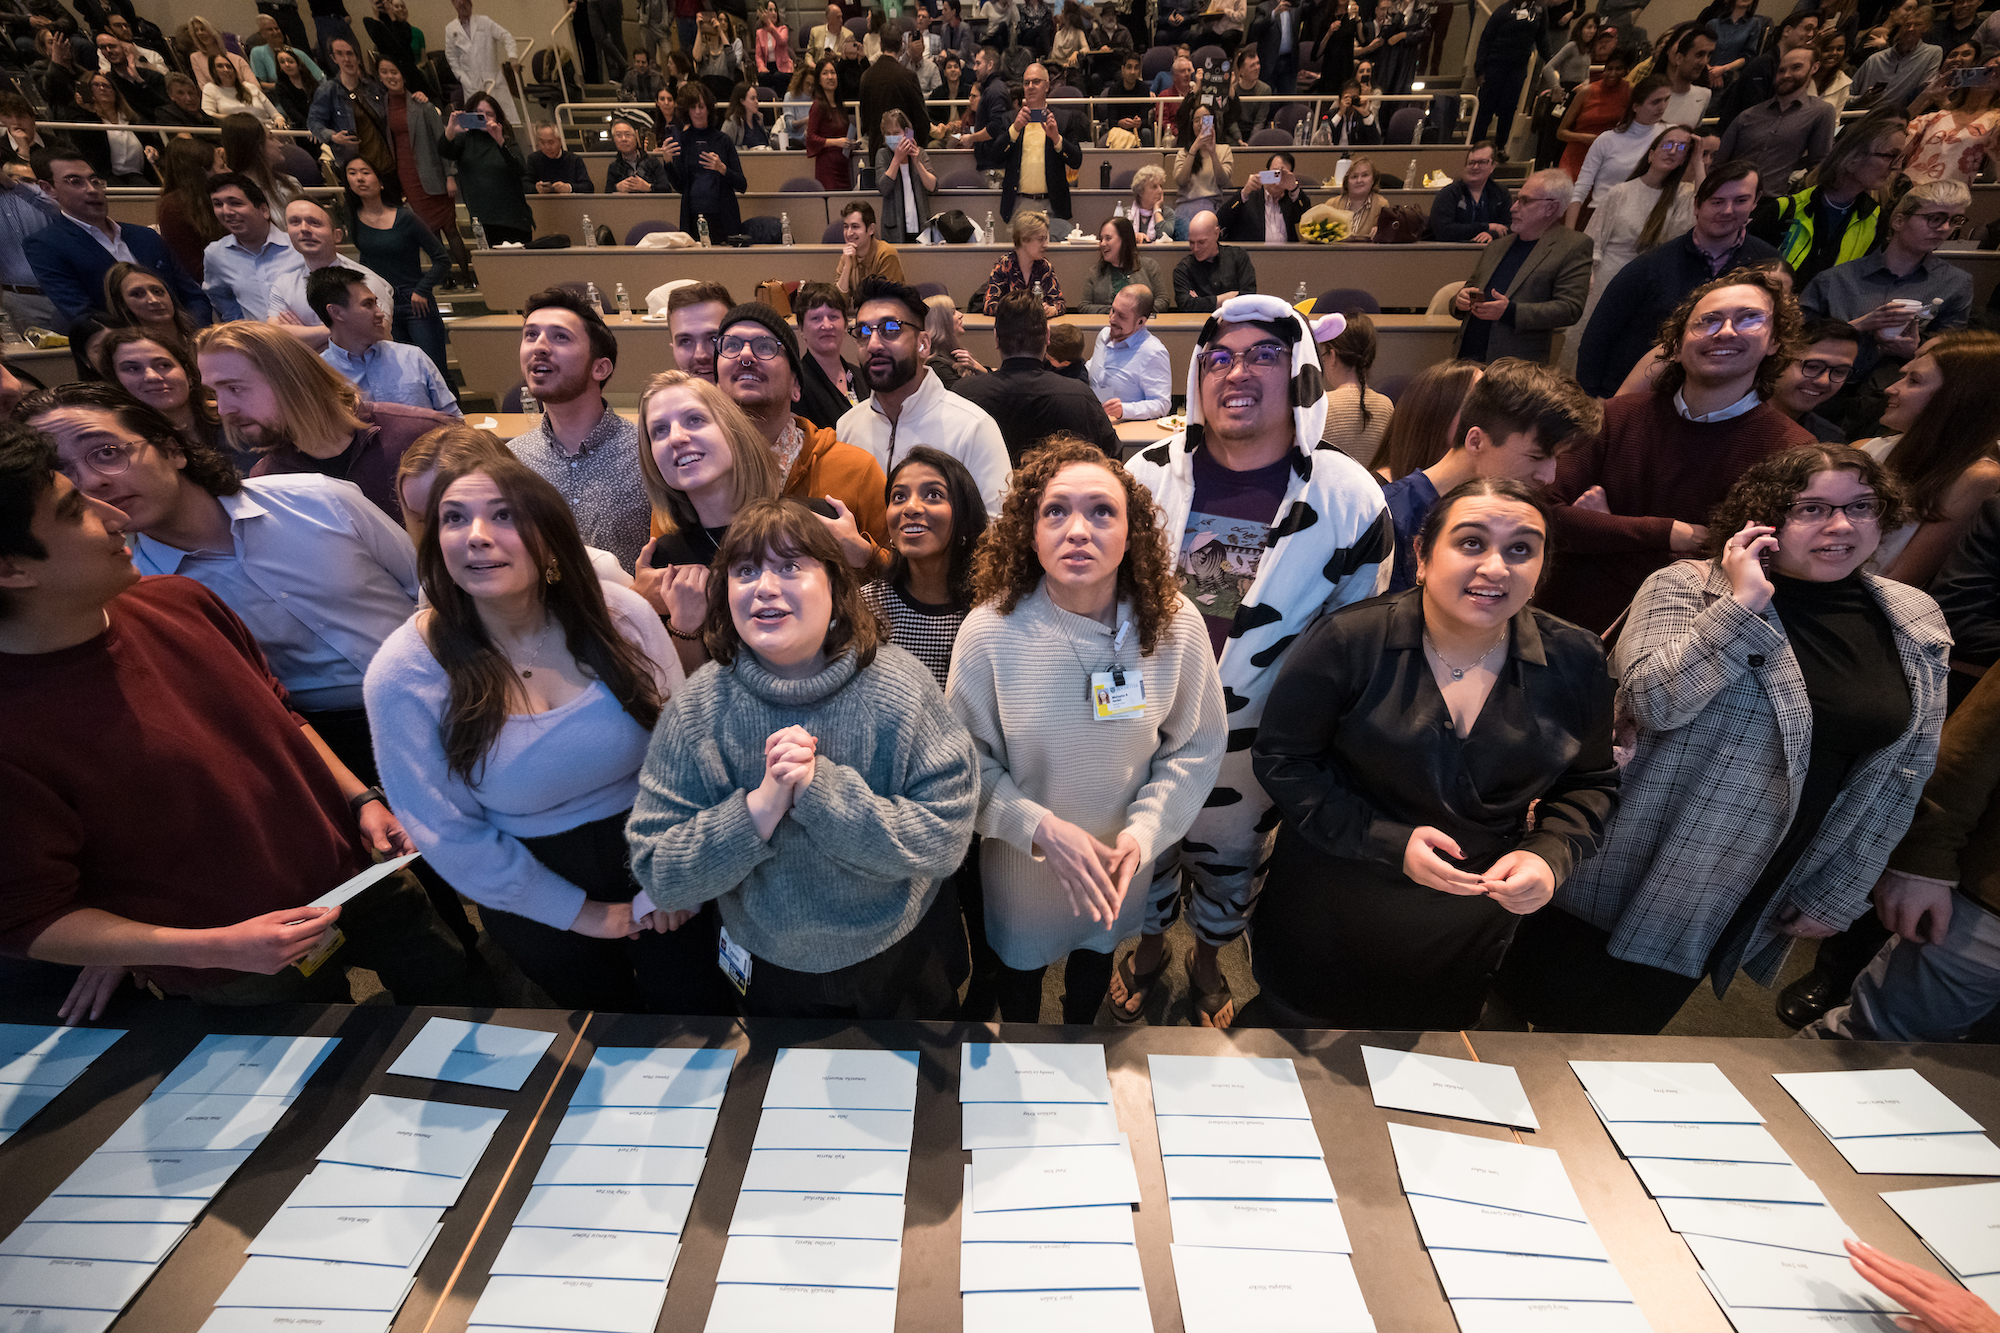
627, 497, 979, 1020
1250, 478, 1619, 1029
1769, 320, 1859, 444
1497, 445, 1948, 1034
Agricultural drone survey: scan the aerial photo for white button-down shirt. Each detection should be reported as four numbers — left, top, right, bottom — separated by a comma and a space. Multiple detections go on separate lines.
63, 211, 132, 262
445, 13, 521, 126
323, 337, 463, 417
1087, 324, 1173, 420
202, 227, 307, 321
267, 255, 395, 332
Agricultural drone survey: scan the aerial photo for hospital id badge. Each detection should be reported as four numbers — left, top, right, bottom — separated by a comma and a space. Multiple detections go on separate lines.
718, 924, 753, 995
295, 927, 345, 978
1091, 668, 1146, 720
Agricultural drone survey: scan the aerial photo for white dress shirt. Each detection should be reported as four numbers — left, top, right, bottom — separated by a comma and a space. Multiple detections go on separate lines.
266, 255, 394, 332
202, 228, 307, 321
63, 211, 132, 262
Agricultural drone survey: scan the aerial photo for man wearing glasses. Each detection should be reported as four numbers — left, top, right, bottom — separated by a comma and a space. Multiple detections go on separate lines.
1451, 168, 1593, 365
22, 147, 207, 328
1770, 320, 1862, 444
1750, 113, 1908, 287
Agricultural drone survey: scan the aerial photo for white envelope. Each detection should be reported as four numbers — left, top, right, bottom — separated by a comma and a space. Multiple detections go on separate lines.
1692, 1296, 1902, 1333
386, 1018, 556, 1092
962, 1102, 1122, 1150
1775, 1070, 1984, 1140
548, 1105, 719, 1149
1627, 1157, 1828, 1205
761, 1048, 919, 1111
1169, 1244, 1376, 1333
1967, 1273, 2000, 1306
490, 1228, 680, 1281
972, 1141, 1141, 1212
199, 1311, 391, 1333
959, 1167, 1134, 1244
715, 1235, 900, 1289
309, 852, 422, 910
284, 1162, 468, 1209
468, 1274, 667, 1333
1428, 1249, 1634, 1302
1449, 1299, 1654, 1332
0, 1085, 62, 1133
701, 1281, 896, 1333
1570, 1062, 1762, 1124
245, 1203, 443, 1268
1833, 1133, 2000, 1177
960, 1044, 1112, 1105
726, 1190, 906, 1241
1169, 1196, 1351, 1253
964, 1289, 1153, 1333
153, 1035, 337, 1100
1388, 1123, 1589, 1223
0, 1306, 119, 1333
740, 1148, 910, 1196
751, 1108, 915, 1153
961, 1239, 1143, 1291
571, 1047, 735, 1110
1881, 1182, 2000, 1278
533, 1144, 708, 1187
1147, 1055, 1311, 1120
0, 1025, 125, 1088
1161, 1153, 1337, 1201
513, 1183, 694, 1234
0, 1221, 187, 1265
1603, 1120, 1792, 1164
25, 1194, 204, 1225
0, 1254, 156, 1311
1406, 1195, 1608, 1261
52, 1148, 254, 1200
99, 1093, 291, 1153
1362, 1047, 1539, 1130
1656, 1198, 1855, 1256
1153, 1114, 1324, 1159
316, 1095, 507, 1178
1685, 1233, 1905, 1312
216, 1234, 440, 1310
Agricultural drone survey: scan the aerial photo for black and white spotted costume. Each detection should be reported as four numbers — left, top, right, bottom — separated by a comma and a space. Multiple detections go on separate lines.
1125, 295, 1394, 948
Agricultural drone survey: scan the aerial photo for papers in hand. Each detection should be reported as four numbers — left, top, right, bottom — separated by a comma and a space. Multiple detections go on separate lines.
385, 1017, 556, 1092
1362, 1046, 1538, 1131
308, 852, 421, 910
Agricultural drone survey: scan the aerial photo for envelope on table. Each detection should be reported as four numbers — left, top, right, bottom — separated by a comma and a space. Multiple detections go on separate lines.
971, 1140, 1141, 1212
534, 1144, 707, 1187
53, 1148, 254, 1200
26, 1193, 205, 1225
714, 1234, 900, 1289
1147, 1054, 1311, 1120
549, 1105, 719, 1150
1405, 1195, 1607, 1261
1361, 1047, 1538, 1131
153, 1034, 336, 1100
1602, 1120, 1792, 1164
490, 1228, 680, 1282
761, 1048, 919, 1111
1153, 1114, 1323, 1159
701, 1281, 896, 1333
1388, 1123, 1589, 1223
1774, 1069, 1984, 1140
727, 1189, 906, 1241
1684, 1232, 1906, 1313
0, 1254, 159, 1311
1656, 1197, 1855, 1256
198, 1310, 392, 1333
1569, 1061, 1762, 1124
960, 1044, 1111, 1105
961, 1238, 1143, 1292
962, 1102, 1121, 1151
571, 1047, 735, 1110
245, 1203, 443, 1268
961, 1288, 1152, 1333
468, 1273, 667, 1333
316, 1095, 508, 1178
959, 1167, 1133, 1244
1427, 1249, 1634, 1303
1626, 1157, 1828, 1205
1448, 1299, 1654, 1333
0, 1084, 63, 1132
1161, 1153, 1336, 1201
1833, 1133, 2000, 1176
751, 1108, 914, 1153
1691, 1296, 1903, 1333
385, 1017, 556, 1092
1169, 1196, 1350, 1253
1169, 1244, 1375, 1333
739, 1148, 910, 1196
0, 1221, 188, 1265
0, 1307, 120, 1333
283, 1161, 469, 1209
513, 1183, 694, 1234
99, 1093, 291, 1153
0, 1025, 125, 1087
216, 1236, 440, 1311
1880, 1182, 2000, 1279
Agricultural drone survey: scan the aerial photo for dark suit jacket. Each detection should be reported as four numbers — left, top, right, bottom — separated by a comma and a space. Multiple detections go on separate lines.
951, 355, 1118, 464
1000, 111, 1084, 222
1450, 225, 1592, 363
1219, 185, 1310, 242
24, 214, 210, 325
858, 56, 930, 161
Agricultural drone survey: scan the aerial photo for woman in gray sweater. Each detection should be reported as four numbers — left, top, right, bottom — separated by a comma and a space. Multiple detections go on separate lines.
627, 498, 980, 1018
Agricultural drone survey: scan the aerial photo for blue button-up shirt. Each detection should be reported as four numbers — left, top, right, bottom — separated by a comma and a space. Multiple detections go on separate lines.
0, 183, 57, 289
1086, 325, 1174, 420
322, 337, 463, 417
201, 228, 308, 321
129, 475, 419, 710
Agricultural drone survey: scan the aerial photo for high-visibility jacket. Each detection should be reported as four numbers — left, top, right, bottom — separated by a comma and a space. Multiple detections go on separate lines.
1768, 187, 1884, 281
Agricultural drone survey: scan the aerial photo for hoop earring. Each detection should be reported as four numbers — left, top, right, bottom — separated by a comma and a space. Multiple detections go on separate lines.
544, 560, 561, 584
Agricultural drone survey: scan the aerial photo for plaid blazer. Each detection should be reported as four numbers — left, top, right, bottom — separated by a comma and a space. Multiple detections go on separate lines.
1551, 559, 1951, 987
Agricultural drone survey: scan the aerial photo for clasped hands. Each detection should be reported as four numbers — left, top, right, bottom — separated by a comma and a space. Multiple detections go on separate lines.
1035, 813, 1142, 929
1403, 827, 1554, 914
748, 724, 820, 840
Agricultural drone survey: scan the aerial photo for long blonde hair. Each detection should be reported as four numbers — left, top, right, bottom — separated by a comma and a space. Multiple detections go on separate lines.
195, 320, 363, 453
634, 370, 784, 540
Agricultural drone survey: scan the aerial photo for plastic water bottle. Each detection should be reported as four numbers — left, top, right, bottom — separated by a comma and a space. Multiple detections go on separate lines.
984, 210, 996, 240
1293, 115, 1306, 145
1294, 281, 1308, 303
581, 213, 596, 247
615, 282, 631, 317
781, 211, 794, 245
1113, 200, 1126, 219
1031, 280, 1044, 304
585, 281, 603, 313
1406, 157, 1419, 186
521, 388, 539, 417
471, 217, 488, 249
698, 215, 711, 246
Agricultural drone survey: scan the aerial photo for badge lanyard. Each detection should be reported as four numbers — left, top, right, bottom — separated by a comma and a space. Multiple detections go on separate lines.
1069, 619, 1147, 721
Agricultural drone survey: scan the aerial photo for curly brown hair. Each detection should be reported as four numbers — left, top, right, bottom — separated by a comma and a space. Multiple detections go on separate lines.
1654, 266, 1801, 403
970, 436, 1181, 656
704, 497, 882, 670
1701, 444, 1908, 564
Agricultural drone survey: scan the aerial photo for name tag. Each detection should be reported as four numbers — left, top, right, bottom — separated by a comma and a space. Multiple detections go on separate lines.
718, 925, 753, 994
295, 927, 345, 978
1091, 669, 1146, 720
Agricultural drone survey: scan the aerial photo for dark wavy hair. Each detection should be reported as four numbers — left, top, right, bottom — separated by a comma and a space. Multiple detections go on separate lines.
416, 455, 664, 783
970, 436, 1180, 655
1701, 444, 1908, 563
1653, 266, 1800, 403
95, 326, 222, 433
101, 264, 200, 349
1878, 329, 2000, 524
704, 497, 881, 669
1415, 476, 1556, 591
19, 380, 240, 498
886, 446, 988, 612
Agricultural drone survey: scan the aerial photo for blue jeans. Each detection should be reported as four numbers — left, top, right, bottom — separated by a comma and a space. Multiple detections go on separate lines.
1813, 890, 2000, 1043
395, 296, 450, 382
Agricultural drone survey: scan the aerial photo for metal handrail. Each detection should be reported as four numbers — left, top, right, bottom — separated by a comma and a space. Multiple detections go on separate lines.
35, 118, 314, 139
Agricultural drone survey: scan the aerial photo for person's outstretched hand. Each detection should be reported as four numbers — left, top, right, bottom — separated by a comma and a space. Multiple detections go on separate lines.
1846, 1240, 2000, 1332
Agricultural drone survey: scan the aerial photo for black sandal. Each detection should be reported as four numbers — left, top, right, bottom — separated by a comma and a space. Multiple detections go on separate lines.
1110, 946, 1170, 1023
1185, 948, 1237, 1029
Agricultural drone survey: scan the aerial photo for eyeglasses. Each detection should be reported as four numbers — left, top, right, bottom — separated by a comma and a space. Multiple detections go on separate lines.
1197, 343, 1289, 375
60, 441, 140, 479
1795, 357, 1853, 384
1688, 308, 1771, 337
1516, 193, 1561, 207
852, 318, 915, 339
715, 332, 785, 361
1785, 497, 1881, 524
1910, 211, 1969, 229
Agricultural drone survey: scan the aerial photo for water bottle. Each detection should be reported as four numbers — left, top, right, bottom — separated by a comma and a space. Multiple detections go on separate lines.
1293, 115, 1306, 145
0, 309, 17, 345
1113, 200, 1126, 219
521, 388, 539, 417
585, 281, 603, 313
1294, 281, 1308, 303
1032, 279, 1044, 304
984, 210, 996, 240
615, 282, 631, 317
1406, 157, 1418, 187
581, 213, 596, 248
1099, 159, 1110, 189
471, 217, 489, 249
1311, 116, 1331, 146
781, 211, 794, 245
698, 215, 711, 246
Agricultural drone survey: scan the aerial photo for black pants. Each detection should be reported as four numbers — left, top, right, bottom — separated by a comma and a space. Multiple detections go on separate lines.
738, 881, 964, 1021
994, 948, 1117, 1025
493, 811, 736, 1015
956, 842, 1008, 1021
1492, 906, 1704, 1035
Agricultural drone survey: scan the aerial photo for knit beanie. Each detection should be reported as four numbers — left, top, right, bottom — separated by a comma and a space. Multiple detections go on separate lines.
717, 301, 806, 385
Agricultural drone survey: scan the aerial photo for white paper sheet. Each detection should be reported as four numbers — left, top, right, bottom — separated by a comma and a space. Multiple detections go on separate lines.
0, 1222, 187, 1265
0, 1255, 156, 1311
739, 1148, 910, 1196
761, 1048, 919, 1110
51, 1148, 254, 1200
962, 1102, 1122, 1150
1570, 1062, 1762, 1124
309, 852, 422, 910
216, 1232, 440, 1310
961, 1288, 1152, 1333
1169, 1244, 1376, 1333
0, 1307, 120, 1333
533, 1144, 708, 1187
726, 1190, 907, 1241
385, 1018, 556, 1092
0, 1025, 125, 1088
1362, 1047, 1538, 1130
1448, 1298, 1654, 1332
0, 1085, 62, 1133
1880, 1182, 2000, 1278
1602, 1120, 1792, 1164
959, 1168, 1134, 1243
1387, 1123, 1589, 1222
701, 1281, 896, 1333
283, 1162, 469, 1209
198, 1311, 390, 1333
959, 1044, 1111, 1105
1161, 1153, 1337, 1201
98, 1093, 291, 1153
1147, 1054, 1311, 1119
714, 1235, 900, 1289
749, 1108, 914, 1153
1405, 1195, 1609, 1261
468, 1274, 667, 1333
1692, 1296, 1901, 1333
971, 1140, 1142, 1212
1656, 1198, 1856, 1256
1775, 1070, 1984, 1140
513, 1183, 695, 1234
244, 1203, 444, 1268
1168, 1195, 1351, 1253
490, 1228, 680, 1281
1684, 1233, 1905, 1313
960, 1239, 1143, 1291
1428, 1249, 1634, 1302
571, 1047, 735, 1110
548, 1105, 720, 1149
1627, 1157, 1829, 1205
1831, 1132, 2000, 1177
1152, 1114, 1324, 1159
152, 1035, 337, 1100
25, 1194, 204, 1225
315, 1095, 507, 1179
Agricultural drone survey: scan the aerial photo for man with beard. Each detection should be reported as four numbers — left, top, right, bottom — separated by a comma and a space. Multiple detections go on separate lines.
1715, 48, 1836, 192
712, 301, 892, 573
668, 280, 733, 381
835, 277, 1010, 515
501, 287, 650, 572
197, 320, 455, 524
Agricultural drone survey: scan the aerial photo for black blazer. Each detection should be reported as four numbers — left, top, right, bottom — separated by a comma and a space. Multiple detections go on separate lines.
1219, 185, 1311, 242
1000, 111, 1084, 221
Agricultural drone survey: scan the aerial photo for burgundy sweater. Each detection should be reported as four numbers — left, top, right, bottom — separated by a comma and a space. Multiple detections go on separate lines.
1539, 391, 1814, 633
0, 577, 365, 993
249, 400, 456, 523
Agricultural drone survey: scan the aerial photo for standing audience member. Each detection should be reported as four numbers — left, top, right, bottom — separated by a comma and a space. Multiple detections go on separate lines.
1452, 170, 1593, 365
1716, 46, 1837, 192
863, 447, 988, 691
834, 200, 906, 306
1556, 46, 1634, 181
374, 54, 464, 284
1750, 111, 1908, 288
438, 93, 534, 246
1569, 126, 1702, 365
1173, 210, 1257, 313
342, 157, 453, 378
267, 49, 323, 131
978, 210, 1063, 316
201, 173, 305, 322
25, 147, 207, 328
1001, 62, 1082, 227
1659, 23, 1718, 128
1319, 313, 1395, 467
952, 291, 1119, 464
805, 55, 852, 190
1571, 75, 1672, 226
443, 0, 520, 126
306, 35, 389, 177
309, 268, 460, 416
875, 109, 935, 244
661, 81, 748, 242
1710, 9, 1821, 131
1087, 285, 1173, 423
1171, 94, 1234, 229
857, 23, 930, 161
1431, 140, 1511, 244
152, 137, 225, 285
1081, 216, 1171, 315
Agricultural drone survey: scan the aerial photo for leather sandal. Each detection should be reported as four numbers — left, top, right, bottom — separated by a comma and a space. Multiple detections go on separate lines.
1185, 947, 1236, 1029
1110, 945, 1170, 1023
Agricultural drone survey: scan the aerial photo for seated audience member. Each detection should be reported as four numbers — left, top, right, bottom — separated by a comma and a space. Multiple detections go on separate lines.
0, 168, 59, 336
1772, 320, 1860, 444
1749, 111, 1908, 288
202, 172, 307, 322
1378, 359, 1599, 593
1853, 330, 2000, 588
1099, 52, 1155, 146
863, 447, 989, 691
1081, 216, 1171, 315
1708, 8, 1820, 132
1329, 154, 1389, 241
1173, 209, 1256, 314
1496, 445, 1948, 1035
24, 146, 208, 327
979, 209, 1063, 316
309, 268, 461, 417
834, 200, 905, 305
1543, 268, 1816, 633
1087, 285, 1172, 423
1576, 161, 1774, 398
198, 320, 455, 522
1044, 325, 1090, 382
953, 291, 1119, 464
793, 282, 866, 428
839, 277, 1012, 515
1126, 164, 1175, 243
947, 437, 1226, 1023
667, 280, 733, 380
1714, 45, 1836, 194
1429, 139, 1511, 244
1853, 5, 1942, 109
1369, 360, 1484, 481
508, 287, 650, 572
530, 121, 595, 194
98, 325, 243, 470
1930, 494, 2000, 712
626, 498, 980, 1020
1252, 477, 1619, 1029
267, 196, 395, 350
604, 114, 670, 193
367, 452, 729, 1015
0, 421, 473, 1013
924, 294, 985, 390
1219, 150, 1311, 243
1452, 169, 1593, 365
102, 261, 200, 354
1319, 313, 1394, 466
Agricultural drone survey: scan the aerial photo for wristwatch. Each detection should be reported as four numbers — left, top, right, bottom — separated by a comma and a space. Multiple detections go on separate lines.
348, 785, 387, 816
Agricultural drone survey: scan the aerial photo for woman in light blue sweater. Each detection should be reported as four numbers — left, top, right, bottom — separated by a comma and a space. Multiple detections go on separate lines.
627, 498, 980, 1019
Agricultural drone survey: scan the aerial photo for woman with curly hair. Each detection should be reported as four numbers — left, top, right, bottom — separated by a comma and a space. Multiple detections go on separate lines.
1496, 444, 1950, 1034
945, 437, 1225, 1023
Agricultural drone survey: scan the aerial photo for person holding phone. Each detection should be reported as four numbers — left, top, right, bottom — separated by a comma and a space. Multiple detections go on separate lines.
1001, 63, 1083, 228
1904, 52, 2000, 186
1171, 93, 1234, 229
659, 81, 748, 242
437, 91, 533, 245
874, 110, 936, 244
1221, 150, 1311, 242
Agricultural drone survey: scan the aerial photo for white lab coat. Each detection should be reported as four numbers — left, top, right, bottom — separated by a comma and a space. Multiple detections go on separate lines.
445, 14, 520, 126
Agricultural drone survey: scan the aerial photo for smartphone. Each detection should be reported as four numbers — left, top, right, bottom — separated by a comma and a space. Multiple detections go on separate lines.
1258, 168, 1281, 184
1201, 113, 1214, 136
453, 111, 484, 130
1950, 66, 1997, 88
802, 497, 838, 519
1029, 108, 1048, 122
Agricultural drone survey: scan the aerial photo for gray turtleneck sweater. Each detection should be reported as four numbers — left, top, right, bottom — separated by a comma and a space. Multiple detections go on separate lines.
626, 641, 978, 973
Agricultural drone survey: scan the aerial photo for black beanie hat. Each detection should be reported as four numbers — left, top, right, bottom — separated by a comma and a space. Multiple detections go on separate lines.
716, 300, 805, 384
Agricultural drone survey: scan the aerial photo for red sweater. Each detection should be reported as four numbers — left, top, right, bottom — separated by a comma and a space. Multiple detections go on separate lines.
0, 576, 365, 993
1539, 391, 1814, 633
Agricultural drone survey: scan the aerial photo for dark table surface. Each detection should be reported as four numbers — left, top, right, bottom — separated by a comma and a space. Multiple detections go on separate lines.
4, 1002, 1997, 1333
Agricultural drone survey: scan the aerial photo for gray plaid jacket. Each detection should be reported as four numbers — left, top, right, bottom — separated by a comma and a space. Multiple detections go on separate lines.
1551, 560, 1951, 987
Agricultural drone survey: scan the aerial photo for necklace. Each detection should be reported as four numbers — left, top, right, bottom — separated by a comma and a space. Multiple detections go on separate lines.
501, 621, 557, 679
1424, 631, 1506, 682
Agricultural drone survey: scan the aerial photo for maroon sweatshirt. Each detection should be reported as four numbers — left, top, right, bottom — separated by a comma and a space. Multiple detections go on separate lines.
0, 576, 365, 993
249, 400, 456, 523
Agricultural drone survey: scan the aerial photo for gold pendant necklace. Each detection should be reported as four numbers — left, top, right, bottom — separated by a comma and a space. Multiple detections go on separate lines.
505, 622, 556, 679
